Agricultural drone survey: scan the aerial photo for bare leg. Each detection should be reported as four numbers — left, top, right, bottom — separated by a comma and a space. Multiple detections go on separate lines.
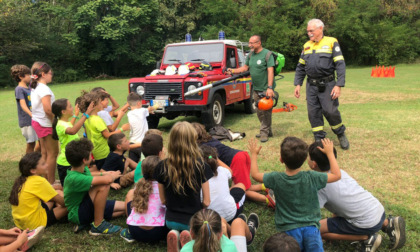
320, 219, 368, 241
124, 189, 134, 216
0, 236, 17, 246
382, 218, 389, 229
248, 184, 263, 192
42, 135, 59, 184
89, 185, 110, 226
231, 218, 252, 242
222, 218, 230, 237
26, 142, 36, 154
112, 201, 126, 218
246, 190, 266, 203
35, 140, 41, 152
53, 205, 68, 220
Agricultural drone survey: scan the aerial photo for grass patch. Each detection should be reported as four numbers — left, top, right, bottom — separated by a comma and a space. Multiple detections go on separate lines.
0, 64, 419, 251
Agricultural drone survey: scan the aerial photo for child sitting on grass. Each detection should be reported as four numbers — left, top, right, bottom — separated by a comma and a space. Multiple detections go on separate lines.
101, 133, 138, 190
153, 122, 213, 248
192, 122, 274, 208
0, 226, 45, 252
263, 233, 300, 252
63, 138, 125, 235
126, 92, 156, 163
134, 132, 165, 183
180, 209, 259, 252
78, 91, 129, 169
120, 156, 169, 243
11, 64, 40, 154
9, 152, 67, 230
52, 98, 94, 186
308, 141, 406, 251
200, 145, 246, 223
248, 137, 341, 252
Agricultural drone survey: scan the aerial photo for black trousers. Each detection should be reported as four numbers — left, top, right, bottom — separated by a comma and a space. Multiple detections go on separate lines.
306, 80, 345, 139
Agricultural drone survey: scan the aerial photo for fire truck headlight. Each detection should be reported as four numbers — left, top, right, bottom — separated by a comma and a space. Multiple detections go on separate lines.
187, 85, 197, 93
136, 86, 145, 96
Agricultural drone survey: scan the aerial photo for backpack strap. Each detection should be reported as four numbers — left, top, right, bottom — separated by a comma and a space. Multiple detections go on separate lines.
265, 50, 272, 64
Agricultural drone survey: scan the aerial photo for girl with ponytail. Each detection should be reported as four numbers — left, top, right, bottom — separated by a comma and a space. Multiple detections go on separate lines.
180, 209, 259, 252
29, 62, 58, 184
121, 156, 168, 243
9, 152, 67, 230
52, 98, 94, 186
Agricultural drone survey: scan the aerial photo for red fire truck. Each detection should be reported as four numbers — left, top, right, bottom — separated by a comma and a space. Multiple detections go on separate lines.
128, 39, 255, 129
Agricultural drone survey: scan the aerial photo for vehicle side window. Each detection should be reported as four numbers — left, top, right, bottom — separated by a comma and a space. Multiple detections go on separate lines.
226, 47, 237, 68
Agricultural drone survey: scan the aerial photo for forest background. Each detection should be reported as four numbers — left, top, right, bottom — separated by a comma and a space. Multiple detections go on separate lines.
0, 0, 419, 86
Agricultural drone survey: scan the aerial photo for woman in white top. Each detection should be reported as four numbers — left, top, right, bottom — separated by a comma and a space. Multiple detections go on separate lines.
30, 62, 58, 184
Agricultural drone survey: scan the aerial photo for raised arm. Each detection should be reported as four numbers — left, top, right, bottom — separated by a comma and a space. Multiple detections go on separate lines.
318, 138, 341, 183
247, 138, 264, 183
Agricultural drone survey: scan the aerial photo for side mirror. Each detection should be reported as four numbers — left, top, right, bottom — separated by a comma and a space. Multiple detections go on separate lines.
156, 61, 161, 69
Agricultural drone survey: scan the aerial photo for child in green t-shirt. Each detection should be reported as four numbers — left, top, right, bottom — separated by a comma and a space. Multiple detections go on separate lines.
52, 98, 94, 186
248, 137, 341, 251
78, 91, 129, 170
63, 138, 125, 235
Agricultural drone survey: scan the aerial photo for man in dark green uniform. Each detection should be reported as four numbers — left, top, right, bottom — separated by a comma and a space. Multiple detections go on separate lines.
227, 35, 276, 142
294, 19, 349, 150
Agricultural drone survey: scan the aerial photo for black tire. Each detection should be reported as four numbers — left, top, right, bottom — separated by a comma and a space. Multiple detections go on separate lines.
244, 87, 256, 114
202, 93, 225, 129
147, 114, 161, 129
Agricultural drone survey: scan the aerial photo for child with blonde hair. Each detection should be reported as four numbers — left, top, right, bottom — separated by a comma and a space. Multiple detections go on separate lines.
120, 156, 169, 243
153, 121, 213, 250
181, 209, 259, 252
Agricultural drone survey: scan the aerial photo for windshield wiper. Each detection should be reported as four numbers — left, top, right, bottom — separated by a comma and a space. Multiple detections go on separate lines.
167, 59, 181, 62
190, 58, 205, 61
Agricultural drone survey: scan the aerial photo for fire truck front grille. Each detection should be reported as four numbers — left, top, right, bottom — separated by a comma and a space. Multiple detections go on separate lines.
144, 82, 183, 100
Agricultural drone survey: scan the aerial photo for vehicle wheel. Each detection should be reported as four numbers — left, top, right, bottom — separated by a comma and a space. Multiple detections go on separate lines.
202, 93, 225, 129
147, 114, 161, 129
244, 87, 256, 114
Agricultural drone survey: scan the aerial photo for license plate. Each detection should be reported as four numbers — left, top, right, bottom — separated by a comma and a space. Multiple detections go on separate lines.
151, 99, 168, 107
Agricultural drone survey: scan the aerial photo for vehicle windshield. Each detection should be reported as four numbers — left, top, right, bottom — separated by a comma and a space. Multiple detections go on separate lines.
163, 43, 224, 64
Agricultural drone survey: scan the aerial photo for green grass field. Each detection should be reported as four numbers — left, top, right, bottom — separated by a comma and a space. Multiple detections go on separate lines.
0, 64, 419, 251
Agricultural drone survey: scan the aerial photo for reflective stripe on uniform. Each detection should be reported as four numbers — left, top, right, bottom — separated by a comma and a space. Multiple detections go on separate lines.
304, 51, 312, 55
315, 49, 332, 54
312, 126, 324, 132
299, 58, 306, 65
331, 123, 343, 130
333, 55, 344, 62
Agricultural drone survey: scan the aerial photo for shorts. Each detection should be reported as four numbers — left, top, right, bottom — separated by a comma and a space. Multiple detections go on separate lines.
229, 187, 246, 222
78, 193, 116, 225
128, 145, 142, 163
230, 151, 251, 189
327, 212, 385, 236
57, 164, 71, 186
20, 126, 39, 143
166, 220, 190, 231
31, 120, 52, 139
285, 226, 323, 252
126, 202, 169, 243
95, 158, 106, 170
41, 201, 58, 227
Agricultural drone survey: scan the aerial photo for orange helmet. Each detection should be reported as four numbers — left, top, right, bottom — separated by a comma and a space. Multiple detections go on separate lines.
257, 97, 274, 110
256, 91, 279, 110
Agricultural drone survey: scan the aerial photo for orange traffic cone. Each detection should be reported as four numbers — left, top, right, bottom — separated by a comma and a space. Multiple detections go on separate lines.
371, 67, 375, 77
379, 66, 385, 77
390, 66, 395, 78
384, 67, 389, 77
